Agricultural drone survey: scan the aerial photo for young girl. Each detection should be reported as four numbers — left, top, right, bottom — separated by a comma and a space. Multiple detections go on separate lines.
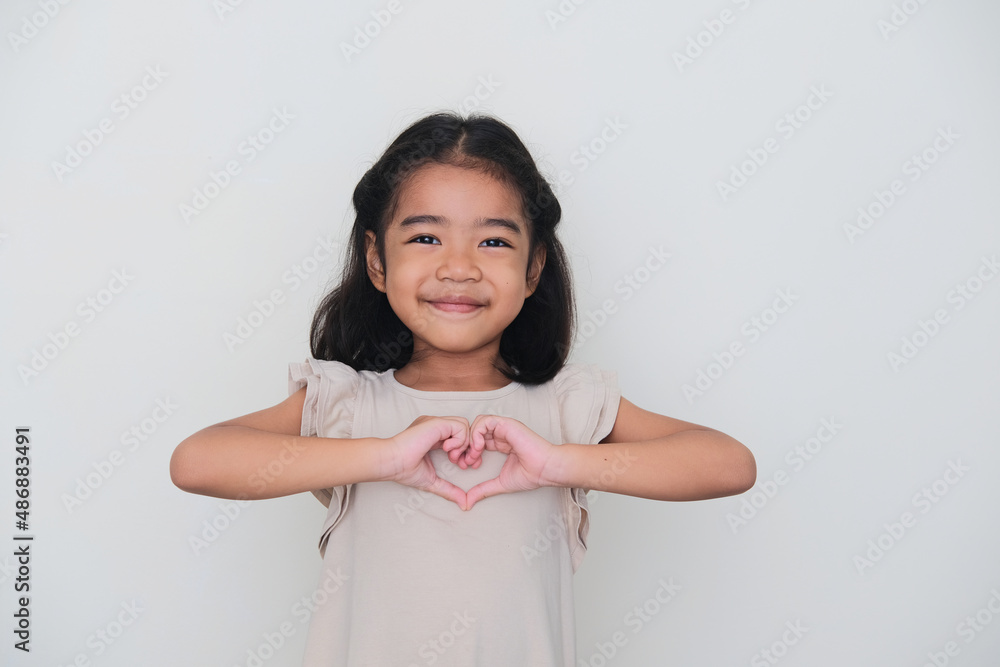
170, 112, 757, 666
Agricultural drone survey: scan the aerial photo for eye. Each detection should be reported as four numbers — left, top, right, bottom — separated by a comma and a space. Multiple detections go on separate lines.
409, 235, 439, 244
481, 238, 511, 248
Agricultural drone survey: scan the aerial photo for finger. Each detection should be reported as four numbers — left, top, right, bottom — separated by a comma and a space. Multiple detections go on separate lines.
475, 427, 507, 455
463, 446, 483, 468
440, 433, 462, 451
438, 422, 470, 454
452, 436, 474, 468
469, 418, 488, 452
441, 415, 471, 439
458, 448, 478, 470
470, 434, 488, 465
469, 414, 499, 440
464, 478, 506, 510
469, 449, 483, 468
444, 438, 469, 463
470, 423, 488, 456
459, 434, 483, 465
424, 477, 469, 510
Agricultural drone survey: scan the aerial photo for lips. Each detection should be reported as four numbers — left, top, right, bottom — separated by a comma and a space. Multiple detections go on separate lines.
432, 295, 483, 305
428, 295, 484, 313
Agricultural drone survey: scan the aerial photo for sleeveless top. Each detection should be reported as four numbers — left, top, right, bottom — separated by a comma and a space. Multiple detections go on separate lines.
287, 358, 621, 666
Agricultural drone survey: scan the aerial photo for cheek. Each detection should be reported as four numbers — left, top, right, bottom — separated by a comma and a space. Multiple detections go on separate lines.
385, 257, 420, 286
499, 264, 529, 288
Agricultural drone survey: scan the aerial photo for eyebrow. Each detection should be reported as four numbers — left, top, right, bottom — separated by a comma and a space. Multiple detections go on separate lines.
396, 214, 523, 237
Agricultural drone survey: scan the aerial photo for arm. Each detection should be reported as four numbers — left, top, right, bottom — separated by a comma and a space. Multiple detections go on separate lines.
547, 396, 757, 501
461, 397, 757, 507
169, 387, 386, 501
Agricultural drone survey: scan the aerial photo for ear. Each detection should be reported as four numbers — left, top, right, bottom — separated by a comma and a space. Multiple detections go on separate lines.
525, 244, 547, 298
364, 230, 387, 293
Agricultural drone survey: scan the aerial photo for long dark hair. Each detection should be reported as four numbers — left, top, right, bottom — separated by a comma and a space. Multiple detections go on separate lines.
310, 111, 575, 385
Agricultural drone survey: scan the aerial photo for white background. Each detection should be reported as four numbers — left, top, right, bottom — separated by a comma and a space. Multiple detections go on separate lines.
3, 1, 1000, 665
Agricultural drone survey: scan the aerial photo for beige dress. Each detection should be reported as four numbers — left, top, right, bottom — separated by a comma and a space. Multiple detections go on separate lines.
287, 358, 621, 666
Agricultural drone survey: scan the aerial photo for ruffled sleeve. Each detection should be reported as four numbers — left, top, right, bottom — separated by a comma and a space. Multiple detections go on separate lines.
551, 363, 622, 572
288, 358, 360, 556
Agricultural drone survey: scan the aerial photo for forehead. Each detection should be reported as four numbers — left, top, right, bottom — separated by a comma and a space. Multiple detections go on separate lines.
389, 163, 525, 229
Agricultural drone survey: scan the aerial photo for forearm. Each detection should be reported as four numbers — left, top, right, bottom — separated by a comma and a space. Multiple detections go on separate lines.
545, 430, 757, 501
170, 425, 386, 500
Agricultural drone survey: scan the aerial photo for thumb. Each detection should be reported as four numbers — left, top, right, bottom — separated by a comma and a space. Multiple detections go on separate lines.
464, 478, 506, 511
423, 476, 469, 510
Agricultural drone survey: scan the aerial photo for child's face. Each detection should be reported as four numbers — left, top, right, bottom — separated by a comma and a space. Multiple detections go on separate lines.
365, 163, 545, 359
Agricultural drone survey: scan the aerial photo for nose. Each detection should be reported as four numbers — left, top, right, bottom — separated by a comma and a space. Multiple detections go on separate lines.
436, 244, 482, 282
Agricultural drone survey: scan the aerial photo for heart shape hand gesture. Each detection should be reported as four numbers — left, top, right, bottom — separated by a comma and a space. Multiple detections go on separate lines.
381, 414, 558, 511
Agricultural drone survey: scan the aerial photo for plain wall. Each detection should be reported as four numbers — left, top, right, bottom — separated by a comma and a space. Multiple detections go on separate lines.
3, 1, 999, 665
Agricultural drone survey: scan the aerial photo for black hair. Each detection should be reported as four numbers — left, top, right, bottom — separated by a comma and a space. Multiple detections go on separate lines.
310, 111, 575, 385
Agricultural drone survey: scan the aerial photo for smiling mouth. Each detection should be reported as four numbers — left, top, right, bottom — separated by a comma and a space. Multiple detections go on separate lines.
428, 301, 483, 313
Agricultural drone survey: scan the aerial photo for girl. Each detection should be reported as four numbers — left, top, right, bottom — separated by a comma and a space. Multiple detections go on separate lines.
170, 112, 757, 666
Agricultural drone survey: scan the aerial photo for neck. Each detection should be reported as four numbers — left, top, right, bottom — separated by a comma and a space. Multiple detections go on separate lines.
393, 347, 513, 392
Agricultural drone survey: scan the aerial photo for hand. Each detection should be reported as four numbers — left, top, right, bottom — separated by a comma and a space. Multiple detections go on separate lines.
382, 415, 476, 509
464, 415, 557, 510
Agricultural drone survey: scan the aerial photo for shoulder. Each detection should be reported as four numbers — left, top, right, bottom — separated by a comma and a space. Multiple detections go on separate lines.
545, 362, 621, 445
287, 358, 368, 427
549, 362, 618, 395
289, 358, 363, 384
288, 358, 375, 398
282, 358, 377, 462
547, 363, 713, 444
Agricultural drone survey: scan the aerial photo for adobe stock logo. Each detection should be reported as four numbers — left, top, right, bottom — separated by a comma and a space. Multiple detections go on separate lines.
568, 117, 628, 174
578, 578, 682, 666
921, 587, 1000, 666
715, 85, 833, 202
877, 0, 935, 40
179, 107, 295, 224
671, 0, 760, 73
886, 254, 998, 372
682, 288, 798, 404
51, 66, 168, 182
750, 620, 808, 667
455, 76, 501, 116
62, 398, 179, 513
54, 599, 145, 664
234, 567, 350, 667
572, 245, 670, 350
339, 0, 408, 62
725, 417, 842, 534
223, 235, 338, 352
8, 0, 73, 53
852, 459, 969, 575
843, 126, 959, 244
18, 268, 135, 385
544, 0, 590, 30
